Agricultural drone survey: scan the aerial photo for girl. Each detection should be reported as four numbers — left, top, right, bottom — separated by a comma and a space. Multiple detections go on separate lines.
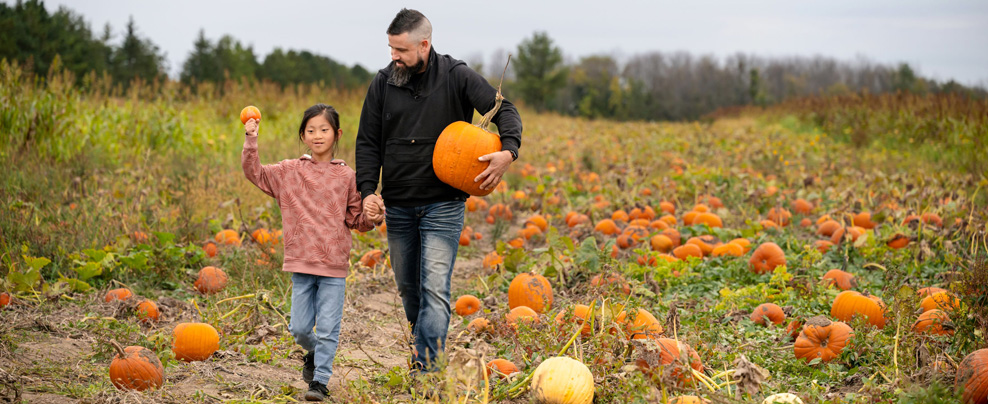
242, 104, 379, 401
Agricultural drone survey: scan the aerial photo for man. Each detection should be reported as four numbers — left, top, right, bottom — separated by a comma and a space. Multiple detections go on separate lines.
355, 8, 522, 374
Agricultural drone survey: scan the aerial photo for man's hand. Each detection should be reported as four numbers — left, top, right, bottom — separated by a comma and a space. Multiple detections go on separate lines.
245, 119, 259, 136
474, 150, 513, 191
363, 194, 386, 224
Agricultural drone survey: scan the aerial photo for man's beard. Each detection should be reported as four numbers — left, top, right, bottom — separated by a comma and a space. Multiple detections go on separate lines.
390, 58, 424, 87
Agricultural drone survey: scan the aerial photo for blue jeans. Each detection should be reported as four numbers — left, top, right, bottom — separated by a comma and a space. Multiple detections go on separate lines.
385, 200, 464, 371
289, 273, 346, 385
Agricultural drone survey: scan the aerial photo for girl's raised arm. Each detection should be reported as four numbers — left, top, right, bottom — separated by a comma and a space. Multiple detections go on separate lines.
241, 120, 287, 198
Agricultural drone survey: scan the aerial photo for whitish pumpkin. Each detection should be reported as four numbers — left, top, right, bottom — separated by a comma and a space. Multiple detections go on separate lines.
762, 393, 804, 404
530, 356, 594, 404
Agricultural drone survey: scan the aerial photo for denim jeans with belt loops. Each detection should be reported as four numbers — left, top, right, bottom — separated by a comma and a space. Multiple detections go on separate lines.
289, 273, 346, 385
385, 199, 464, 371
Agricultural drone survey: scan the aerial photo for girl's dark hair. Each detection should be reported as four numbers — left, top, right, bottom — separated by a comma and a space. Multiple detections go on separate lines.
298, 103, 341, 155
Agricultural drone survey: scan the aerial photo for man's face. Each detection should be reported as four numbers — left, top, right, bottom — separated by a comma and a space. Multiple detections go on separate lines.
388, 32, 427, 74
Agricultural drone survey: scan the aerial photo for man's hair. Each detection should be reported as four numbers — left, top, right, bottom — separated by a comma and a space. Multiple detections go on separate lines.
387, 8, 432, 41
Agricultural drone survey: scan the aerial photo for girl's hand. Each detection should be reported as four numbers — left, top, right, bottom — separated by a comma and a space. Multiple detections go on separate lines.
245, 119, 259, 136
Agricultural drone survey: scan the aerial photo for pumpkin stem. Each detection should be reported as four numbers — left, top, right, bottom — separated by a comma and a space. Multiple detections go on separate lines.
478, 54, 511, 132
110, 339, 127, 358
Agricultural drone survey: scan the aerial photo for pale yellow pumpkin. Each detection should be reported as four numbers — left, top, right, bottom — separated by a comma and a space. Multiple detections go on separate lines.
530, 356, 594, 404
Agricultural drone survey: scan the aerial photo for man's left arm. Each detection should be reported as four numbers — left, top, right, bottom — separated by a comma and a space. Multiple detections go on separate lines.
460, 66, 523, 190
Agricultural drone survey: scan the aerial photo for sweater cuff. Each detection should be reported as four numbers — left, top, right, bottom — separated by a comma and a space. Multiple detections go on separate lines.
360, 187, 378, 200
244, 133, 259, 149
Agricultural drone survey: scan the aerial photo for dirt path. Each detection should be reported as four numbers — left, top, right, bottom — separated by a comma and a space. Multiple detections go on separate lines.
0, 242, 497, 403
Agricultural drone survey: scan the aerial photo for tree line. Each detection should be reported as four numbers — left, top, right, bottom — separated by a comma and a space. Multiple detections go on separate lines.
0, 0, 371, 91
3, 1, 985, 121
510, 32, 987, 121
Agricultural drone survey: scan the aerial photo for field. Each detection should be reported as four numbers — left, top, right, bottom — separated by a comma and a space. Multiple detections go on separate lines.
1, 62, 987, 403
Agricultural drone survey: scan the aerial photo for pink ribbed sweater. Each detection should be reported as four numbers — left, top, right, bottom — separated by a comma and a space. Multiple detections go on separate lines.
242, 134, 374, 278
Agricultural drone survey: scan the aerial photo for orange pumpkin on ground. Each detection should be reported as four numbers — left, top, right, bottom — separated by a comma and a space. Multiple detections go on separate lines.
693, 212, 723, 228
956, 349, 988, 404
525, 215, 549, 231
612, 209, 630, 222
486, 358, 519, 377
594, 219, 621, 235
793, 316, 853, 363
831, 290, 887, 329
918, 287, 948, 297
669, 396, 710, 404
659, 201, 676, 214
814, 240, 834, 253
616, 308, 663, 340
920, 291, 961, 312
359, 249, 386, 267
172, 322, 220, 362
750, 303, 785, 326
887, 233, 910, 249
729, 238, 751, 253
506, 306, 539, 328
785, 319, 804, 341
214, 229, 241, 246
822, 269, 857, 291
136, 300, 160, 324
749, 242, 786, 274
454, 295, 481, 316
109, 341, 164, 391
673, 244, 703, 260
635, 338, 703, 386
105, 288, 133, 303
710, 242, 744, 257
507, 272, 553, 313
194, 266, 229, 295
767, 207, 792, 226
816, 220, 841, 237
792, 198, 814, 215
853, 212, 877, 229
554, 304, 593, 337
686, 236, 718, 256
203, 242, 218, 258
650, 235, 674, 253
0, 292, 11, 309
467, 318, 490, 333
482, 251, 503, 269
912, 309, 954, 336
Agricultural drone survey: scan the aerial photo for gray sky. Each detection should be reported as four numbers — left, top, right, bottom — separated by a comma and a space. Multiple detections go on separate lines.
44, 0, 988, 87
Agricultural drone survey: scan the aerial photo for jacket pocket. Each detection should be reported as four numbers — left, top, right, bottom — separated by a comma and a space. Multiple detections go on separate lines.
383, 137, 444, 187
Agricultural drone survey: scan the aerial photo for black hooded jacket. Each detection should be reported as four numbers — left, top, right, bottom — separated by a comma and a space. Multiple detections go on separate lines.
355, 47, 523, 207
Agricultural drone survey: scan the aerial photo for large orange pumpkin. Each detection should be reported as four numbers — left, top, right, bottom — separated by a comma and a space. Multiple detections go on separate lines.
109, 341, 164, 391
105, 288, 133, 303
793, 316, 854, 363
749, 242, 786, 274
433, 89, 505, 196
136, 300, 160, 324
920, 291, 961, 313
172, 322, 220, 362
507, 272, 553, 313
486, 358, 519, 378
636, 338, 703, 385
616, 308, 663, 340
830, 290, 887, 329
956, 348, 988, 404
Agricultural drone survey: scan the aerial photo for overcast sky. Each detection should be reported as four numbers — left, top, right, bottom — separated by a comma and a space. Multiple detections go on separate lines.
42, 0, 988, 87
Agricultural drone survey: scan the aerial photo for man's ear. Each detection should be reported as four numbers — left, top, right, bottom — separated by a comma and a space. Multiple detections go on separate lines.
420, 39, 430, 53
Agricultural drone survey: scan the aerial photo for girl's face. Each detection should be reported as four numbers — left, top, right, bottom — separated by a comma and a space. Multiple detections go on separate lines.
302, 114, 340, 161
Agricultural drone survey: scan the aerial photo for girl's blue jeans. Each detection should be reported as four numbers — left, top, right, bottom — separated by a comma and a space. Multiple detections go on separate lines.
289, 273, 346, 385
385, 199, 464, 372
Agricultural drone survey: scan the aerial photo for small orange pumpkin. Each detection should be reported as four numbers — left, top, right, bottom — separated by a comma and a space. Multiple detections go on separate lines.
194, 266, 229, 295
467, 318, 490, 333
136, 300, 160, 324
105, 288, 134, 303
554, 304, 593, 337
750, 303, 785, 326
912, 309, 954, 336
920, 291, 961, 313
616, 308, 663, 339
672, 244, 703, 260
172, 322, 220, 362
109, 341, 164, 391
239, 105, 261, 124
831, 290, 887, 329
486, 358, 519, 378
793, 316, 853, 363
507, 272, 553, 313
506, 306, 539, 328
454, 295, 482, 316
821, 269, 857, 291
749, 242, 786, 274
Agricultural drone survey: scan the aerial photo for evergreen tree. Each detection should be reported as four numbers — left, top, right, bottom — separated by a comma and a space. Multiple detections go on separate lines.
108, 16, 166, 87
514, 31, 567, 111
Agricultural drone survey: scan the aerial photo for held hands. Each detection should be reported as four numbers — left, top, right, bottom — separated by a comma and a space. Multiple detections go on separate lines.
245, 119, 259, 136
363, 194, 386, 225
474, 150, 513, 191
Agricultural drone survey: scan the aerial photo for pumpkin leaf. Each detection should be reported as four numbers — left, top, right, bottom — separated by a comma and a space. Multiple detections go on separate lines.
574, 237, 601, 273
73, 261, 102, 281
82, 248, 107, 263
120, 251, 150, 271
58, 275, 91, 293
808, 357, 823, 366
153, 231, 175, 245
24, 256, 51, 272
